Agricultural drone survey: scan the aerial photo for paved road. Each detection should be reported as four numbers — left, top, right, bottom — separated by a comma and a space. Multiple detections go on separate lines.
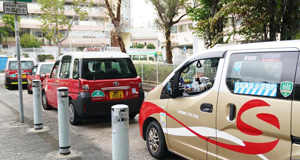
0, 73, 182, 160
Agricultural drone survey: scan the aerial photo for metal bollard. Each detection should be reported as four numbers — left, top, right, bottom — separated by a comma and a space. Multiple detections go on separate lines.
57, 87, 71, 155
112, 104, 129, 160
33, 80, 43, 130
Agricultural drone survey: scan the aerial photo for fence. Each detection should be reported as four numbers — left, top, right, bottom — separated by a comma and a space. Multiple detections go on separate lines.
134, 62, 179, 85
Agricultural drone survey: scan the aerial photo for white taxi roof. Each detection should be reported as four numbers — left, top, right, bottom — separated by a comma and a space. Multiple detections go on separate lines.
7, 58, 34, 61
57, 51, 130, 60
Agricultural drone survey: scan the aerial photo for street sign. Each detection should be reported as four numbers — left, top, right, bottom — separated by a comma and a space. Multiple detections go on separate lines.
3, 2, 28, 15
7, 0, 32, 2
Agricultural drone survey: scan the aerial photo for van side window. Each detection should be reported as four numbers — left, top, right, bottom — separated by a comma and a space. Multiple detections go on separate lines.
59, 56, 72, 79
50, 61, 60, 78
176, 58, 219, 97
226, 52, 298, 99
73, 59, 79, 79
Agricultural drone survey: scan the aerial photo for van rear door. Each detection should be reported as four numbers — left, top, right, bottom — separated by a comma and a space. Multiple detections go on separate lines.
217, 49, 298, 160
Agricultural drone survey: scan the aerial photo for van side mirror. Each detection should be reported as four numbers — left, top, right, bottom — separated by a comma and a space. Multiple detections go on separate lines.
167, 80, 175, 97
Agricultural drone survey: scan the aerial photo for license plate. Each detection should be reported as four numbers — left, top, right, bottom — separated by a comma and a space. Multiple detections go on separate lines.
109, 90, 123, 99
22, 74, 26, 78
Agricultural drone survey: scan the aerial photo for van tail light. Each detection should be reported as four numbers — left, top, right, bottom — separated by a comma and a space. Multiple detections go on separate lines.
82, 84, 89, 92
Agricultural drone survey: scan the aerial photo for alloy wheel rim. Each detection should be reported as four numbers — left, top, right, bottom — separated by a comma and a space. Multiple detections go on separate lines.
148, 128, 159, 153
69, 104, 75, 122
42, 94, 46, 106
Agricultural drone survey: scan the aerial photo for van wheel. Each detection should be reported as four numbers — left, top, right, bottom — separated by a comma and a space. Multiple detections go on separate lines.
69, 102, 81, 125
27, 85, 32, 94
42, 91, 52, 110
146, 121, 169, 159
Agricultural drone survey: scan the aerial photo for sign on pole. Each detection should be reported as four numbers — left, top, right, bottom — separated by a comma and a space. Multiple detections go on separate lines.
7, 0, 32, 2
3, 2, 28, 15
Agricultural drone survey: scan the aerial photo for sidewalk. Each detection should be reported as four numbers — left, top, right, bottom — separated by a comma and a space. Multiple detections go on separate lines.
0, 86, 109, 160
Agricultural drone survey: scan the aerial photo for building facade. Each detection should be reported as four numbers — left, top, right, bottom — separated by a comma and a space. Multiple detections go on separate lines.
0, 0, 131, 51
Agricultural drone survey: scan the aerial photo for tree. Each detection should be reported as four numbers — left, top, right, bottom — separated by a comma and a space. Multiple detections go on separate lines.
20, 33, 42, 48
38, 0, 91, 56
188, 0, 300, 47
147, 43, 156, 49
148, 0, 188, 64
1, 15, 20, 46
104, 0, 127, 53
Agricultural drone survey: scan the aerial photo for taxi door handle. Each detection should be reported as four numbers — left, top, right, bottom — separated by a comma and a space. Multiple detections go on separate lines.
200, 103, 213, 113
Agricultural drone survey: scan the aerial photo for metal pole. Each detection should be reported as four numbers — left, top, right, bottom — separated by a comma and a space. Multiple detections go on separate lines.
112, 104, 129, 160
141, 63, 143, 83
33, 80, 43, 130
156, 61, 159, 85
57, 87, 71, 155
14, 0, 24, 123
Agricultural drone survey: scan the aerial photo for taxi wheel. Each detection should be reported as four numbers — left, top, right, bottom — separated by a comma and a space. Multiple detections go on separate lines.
42, 91, 52, 110
146, 121, 169, 159
27, 85, 32, 94
129, 113, 137, 119
69, 102, 81, 125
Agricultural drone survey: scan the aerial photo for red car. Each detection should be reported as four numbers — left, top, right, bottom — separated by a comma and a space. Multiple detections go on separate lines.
27, 62, 54, 94
42, 50, 144, 125
4, 58, 34, 89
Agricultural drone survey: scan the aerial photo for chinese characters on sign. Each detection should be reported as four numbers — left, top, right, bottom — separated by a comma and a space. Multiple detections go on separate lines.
3, 2, 28, 15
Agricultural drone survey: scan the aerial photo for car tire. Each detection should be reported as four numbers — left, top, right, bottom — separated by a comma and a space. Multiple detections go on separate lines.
69, 102, 81, 125
27, 84, 32, 94
129, 113, 137, 119
42, 91, 52, 110
146, 121, 169, 159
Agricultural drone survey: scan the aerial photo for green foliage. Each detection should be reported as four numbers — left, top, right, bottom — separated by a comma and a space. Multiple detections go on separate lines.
136, 43, 145, 49
146, 43, 156, 49
188, 0, 300, 47
0, 15, 21, 44
38, 54, 55, 62
20, 33, 42, 48
22, 53, 29, 58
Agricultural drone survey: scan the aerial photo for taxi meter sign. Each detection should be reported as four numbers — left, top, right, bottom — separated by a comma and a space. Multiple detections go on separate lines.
3, 2, 28, 15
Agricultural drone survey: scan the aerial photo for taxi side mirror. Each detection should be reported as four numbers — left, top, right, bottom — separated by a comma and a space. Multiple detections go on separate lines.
40, 73, 46, 78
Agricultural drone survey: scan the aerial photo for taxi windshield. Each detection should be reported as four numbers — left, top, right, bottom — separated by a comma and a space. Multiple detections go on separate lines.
9, 61, 34, 70
82, 58, 137, 80
40, 64, 54, 74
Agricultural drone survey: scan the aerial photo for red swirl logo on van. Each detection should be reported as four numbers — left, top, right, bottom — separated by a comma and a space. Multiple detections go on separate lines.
140, 99, 280, 155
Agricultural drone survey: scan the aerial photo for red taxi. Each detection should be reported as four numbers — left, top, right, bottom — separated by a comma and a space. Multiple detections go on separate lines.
42, 50, 144, 125
4, 58, 34, 89
27, 62, 54, 94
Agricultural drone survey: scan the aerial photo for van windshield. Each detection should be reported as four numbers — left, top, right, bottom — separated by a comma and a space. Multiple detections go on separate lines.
9, 61, 34, 70
40, 64, 54, 74
82, 58, 137, 80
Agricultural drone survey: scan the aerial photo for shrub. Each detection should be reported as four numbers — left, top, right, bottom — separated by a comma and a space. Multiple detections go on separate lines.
146, 43, 156, 49
136, 43, 145, 49
38, 54, 54, 62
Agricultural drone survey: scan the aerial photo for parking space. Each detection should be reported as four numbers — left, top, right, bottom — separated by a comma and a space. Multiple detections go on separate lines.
0, 73, 182, 159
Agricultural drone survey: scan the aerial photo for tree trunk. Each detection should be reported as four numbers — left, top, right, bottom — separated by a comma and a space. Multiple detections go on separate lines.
165, 29, 172, 64
117, 34, 127, 53
57, 42, 61, 58
281, 0, 293, 40
268, 0, 277, 41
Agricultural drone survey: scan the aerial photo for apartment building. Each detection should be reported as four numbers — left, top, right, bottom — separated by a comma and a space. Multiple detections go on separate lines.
0, 0, 131, 51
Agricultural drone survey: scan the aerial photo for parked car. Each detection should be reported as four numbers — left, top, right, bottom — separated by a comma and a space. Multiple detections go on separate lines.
4, 58, 34, 89
27, 62, 54, 94
42, 50, 144, 125
139, 40, 300, 159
